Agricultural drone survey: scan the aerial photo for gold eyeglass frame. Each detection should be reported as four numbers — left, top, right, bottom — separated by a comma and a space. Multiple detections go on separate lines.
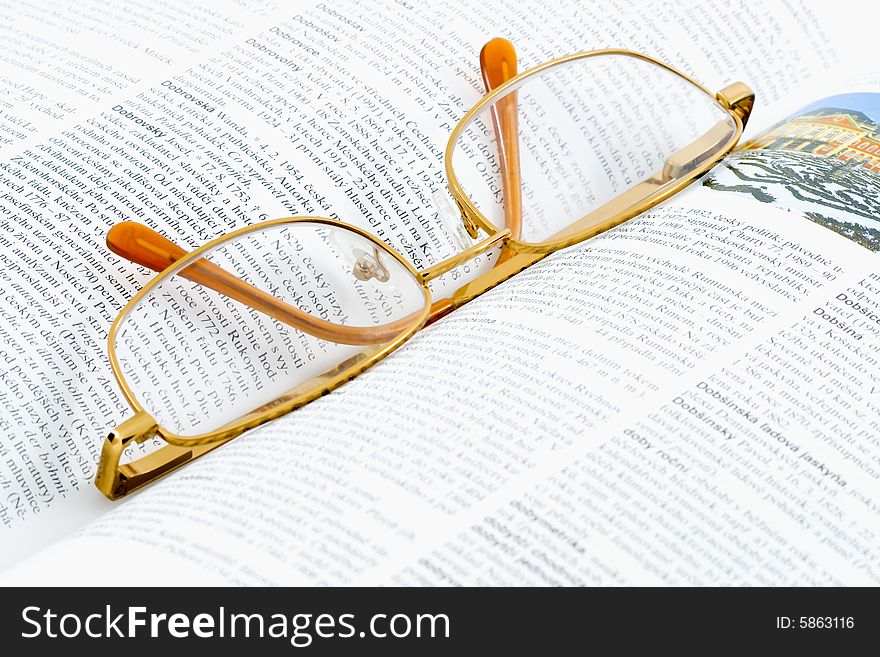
96, 49, 754, 499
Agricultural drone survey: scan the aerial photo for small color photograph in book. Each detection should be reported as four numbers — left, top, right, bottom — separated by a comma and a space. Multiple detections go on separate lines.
703, 92, 880, 250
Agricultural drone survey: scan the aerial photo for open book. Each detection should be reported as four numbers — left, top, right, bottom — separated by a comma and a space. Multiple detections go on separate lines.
1, 0, 879, 585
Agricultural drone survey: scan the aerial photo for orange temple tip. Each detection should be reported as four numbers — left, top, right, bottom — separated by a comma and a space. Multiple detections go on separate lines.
480, 37, 518, 90
107, 221, 187, 273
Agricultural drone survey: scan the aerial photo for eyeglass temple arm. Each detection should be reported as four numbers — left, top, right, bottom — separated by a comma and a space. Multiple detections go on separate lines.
109, 42, 522, 338
438, 82, 755, 313
481, 37, 522, 262
107, 222, 418, 346
422, 38, 523, 327
539, 82, 755, 245
97, 330, 404, 499
97, 339, 385, 499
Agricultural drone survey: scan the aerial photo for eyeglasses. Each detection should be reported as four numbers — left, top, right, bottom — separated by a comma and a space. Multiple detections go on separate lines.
95, 44, 754, 499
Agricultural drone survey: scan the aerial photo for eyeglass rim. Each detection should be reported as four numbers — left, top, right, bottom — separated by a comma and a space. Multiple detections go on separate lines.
443, 47, 745, 252
106, 215, 432, 447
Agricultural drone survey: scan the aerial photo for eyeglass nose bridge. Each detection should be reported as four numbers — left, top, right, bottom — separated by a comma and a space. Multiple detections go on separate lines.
417, 226, 511, 283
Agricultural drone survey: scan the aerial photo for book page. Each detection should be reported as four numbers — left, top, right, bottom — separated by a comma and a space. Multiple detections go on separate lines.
384, 197, 880, 586
400, 86, 880, 585
0, 0, 290, 570
8, 185, 877, 585
2, 2, 874, 582
0, 0, 282, 154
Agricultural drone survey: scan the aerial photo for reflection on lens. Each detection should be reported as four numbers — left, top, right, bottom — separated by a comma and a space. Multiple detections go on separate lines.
113, 221, 427, 436
451, 53, 736, 243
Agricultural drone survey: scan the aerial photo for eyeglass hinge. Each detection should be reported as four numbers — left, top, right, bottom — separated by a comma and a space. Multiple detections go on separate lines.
717, 82, 755, 129
111, 411, 159, 446
95, 411, 158, 500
